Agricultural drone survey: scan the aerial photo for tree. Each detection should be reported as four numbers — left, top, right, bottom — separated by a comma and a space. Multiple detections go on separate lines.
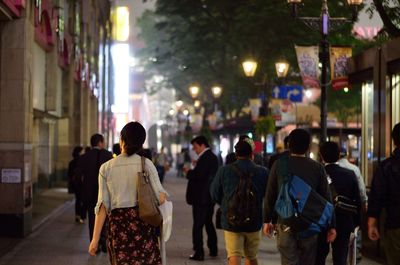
137, 0, 363, 120
369, 0, 400, 38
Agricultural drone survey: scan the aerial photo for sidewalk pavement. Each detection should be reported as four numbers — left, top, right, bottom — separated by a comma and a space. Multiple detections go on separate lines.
0, 170, 382, 265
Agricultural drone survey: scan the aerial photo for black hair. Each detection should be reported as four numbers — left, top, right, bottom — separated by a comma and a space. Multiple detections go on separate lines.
112, 143, 121, 156
239, 134, 250, 141
320, 141, 340, 163
120, 122, 146, 156
225, 152, 237, 165
90, 134, 104, 147
284, 136, 290, 149
392, 122, 400, 147
191, 135, 209, 147
235, 140, 252, 158
72, 146, 83, 159
288, 129, 311, 155
137, 148, 152, 160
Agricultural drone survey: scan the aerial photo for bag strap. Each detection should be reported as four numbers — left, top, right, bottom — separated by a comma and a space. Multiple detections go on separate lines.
278, 155, 291, 184
231, 164, 254, 179
140, 156, 159, 204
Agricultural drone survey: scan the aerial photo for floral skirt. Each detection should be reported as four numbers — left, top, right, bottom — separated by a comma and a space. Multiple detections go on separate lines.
107, 206, 162, 265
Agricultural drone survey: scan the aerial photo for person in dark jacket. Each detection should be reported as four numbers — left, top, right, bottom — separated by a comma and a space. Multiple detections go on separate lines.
210, 138, 268, 265
316, 141, 361, 265
184, 136, 219, 261
68, 146, 84, 223
267, 136, 289, 170
368, 122, 400, 265
76, 133, 113, 250
263, 129, 336, 265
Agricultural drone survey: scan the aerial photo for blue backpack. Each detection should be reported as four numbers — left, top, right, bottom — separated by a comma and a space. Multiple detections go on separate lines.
274, 156, 333, 237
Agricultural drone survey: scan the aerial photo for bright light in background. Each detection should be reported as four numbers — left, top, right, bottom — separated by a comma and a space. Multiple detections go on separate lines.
305, 90, 312, 99
111, 43, 130, 113
343, 87, 349, 93
247, 132, 253, 139
111, 6, 130, 41
219, 137, 230, 161
183, 109, 189, 116
153, 75, 164, 84
168, 109, 175, 116
176, 100, 183, 108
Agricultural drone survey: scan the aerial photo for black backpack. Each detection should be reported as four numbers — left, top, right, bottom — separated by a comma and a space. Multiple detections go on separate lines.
226, 164, 258, 230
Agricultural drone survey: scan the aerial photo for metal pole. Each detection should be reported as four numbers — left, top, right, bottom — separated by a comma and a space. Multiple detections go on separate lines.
320, 34, 329, 143
320, 0, 329, 143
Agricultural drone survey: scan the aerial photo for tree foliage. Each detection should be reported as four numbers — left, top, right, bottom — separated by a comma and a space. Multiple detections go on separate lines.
137, 0, 365, 120
368, 0, 400, 38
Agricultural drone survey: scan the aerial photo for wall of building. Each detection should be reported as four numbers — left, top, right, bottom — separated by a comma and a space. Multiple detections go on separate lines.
0, 0, 111, 237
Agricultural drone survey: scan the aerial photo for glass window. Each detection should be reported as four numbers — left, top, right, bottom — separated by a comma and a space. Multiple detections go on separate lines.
361, 82, 374, 186
392, 75, 400, 127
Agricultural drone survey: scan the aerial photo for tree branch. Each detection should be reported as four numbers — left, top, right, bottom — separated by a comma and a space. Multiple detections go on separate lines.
373, 0, 400, 37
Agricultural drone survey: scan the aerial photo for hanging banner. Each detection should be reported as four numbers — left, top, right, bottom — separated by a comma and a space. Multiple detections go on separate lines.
295, 45, 320, 89
330, 47, 352, 90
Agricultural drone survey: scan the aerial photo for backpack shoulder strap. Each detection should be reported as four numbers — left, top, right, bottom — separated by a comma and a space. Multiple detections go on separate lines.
277, 155, 290, 184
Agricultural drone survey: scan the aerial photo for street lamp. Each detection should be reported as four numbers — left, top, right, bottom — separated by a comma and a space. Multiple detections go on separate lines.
275, 60, 290, 78
211, 86, 223, 99
242, 59, 258, 77
287, 0, 362, 143
189, 85, 200, 99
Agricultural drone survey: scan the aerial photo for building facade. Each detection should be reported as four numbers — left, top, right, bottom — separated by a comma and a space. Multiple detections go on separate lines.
0, 0, 112, 237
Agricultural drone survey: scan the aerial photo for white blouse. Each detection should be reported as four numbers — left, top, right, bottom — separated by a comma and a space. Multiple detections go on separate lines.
95, 153, 168, 214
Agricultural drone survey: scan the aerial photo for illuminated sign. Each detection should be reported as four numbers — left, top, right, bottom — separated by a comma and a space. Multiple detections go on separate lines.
111, 6, 130, 42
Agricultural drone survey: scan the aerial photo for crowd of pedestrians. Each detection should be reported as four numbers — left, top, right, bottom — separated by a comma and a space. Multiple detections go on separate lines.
66, 121, 400, 265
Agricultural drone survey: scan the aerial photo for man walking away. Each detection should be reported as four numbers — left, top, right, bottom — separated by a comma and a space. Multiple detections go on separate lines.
263, 129, 336, 265
368, 122, 400, 265
338, 147, 367, 264
210, 138, 268, 265
76, 133, 113, 252
184, 136, 219, 261
316, 141, 361, 265
267, 136, 289, 170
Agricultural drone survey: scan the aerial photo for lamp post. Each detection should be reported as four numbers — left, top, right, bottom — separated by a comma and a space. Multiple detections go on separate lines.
287, 0, 362, 143
211, 85, 222, 112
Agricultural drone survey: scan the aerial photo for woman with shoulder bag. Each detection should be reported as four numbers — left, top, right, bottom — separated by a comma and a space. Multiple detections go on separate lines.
88, 122, 168, 265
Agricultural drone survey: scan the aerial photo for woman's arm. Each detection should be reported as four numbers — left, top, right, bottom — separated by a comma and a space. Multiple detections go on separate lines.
88, 204, 107, 255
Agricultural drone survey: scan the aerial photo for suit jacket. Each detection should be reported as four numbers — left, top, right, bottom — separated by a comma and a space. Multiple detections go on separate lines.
325, 164, 361, 233
77, 148, 113, 206
186, 149, 219, 205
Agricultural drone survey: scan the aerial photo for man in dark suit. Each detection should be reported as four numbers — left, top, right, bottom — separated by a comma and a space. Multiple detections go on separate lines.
184, 135, 219, 261
76, 133, 113, 251
315, 141, 361, 265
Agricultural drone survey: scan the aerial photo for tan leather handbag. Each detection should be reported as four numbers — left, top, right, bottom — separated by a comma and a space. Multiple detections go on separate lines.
138, 156, 163, 227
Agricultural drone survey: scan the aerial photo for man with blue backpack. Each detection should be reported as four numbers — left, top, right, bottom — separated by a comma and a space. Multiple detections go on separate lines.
263, 129, 336, 265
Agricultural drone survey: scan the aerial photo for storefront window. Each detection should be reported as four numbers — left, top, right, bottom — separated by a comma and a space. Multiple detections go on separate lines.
361, 82, 374, 186
392, 75, 400, 127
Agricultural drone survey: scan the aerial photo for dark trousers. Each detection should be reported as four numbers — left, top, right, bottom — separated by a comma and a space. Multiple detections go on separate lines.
315, 230, 351, 265
74, 188, 85, 219
192, 204, 218, 254
276, 224, 318, 265
87, 203, 96, 241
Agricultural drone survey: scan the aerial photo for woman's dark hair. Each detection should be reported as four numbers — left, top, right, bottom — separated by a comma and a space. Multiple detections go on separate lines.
320, 141, 340, 163
392, 122, 400, 147
72, 146, 83, 159
120, 122, 146, 156
289, 129, 311, 155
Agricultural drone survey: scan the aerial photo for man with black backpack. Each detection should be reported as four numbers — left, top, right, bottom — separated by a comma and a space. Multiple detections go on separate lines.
263, 129, 336, 265
368, 122, 400, 265
210, 138, 268, 265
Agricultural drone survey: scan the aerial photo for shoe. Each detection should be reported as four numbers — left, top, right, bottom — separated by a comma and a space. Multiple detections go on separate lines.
209, 250, 218, 257
189, 253, 204, 261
